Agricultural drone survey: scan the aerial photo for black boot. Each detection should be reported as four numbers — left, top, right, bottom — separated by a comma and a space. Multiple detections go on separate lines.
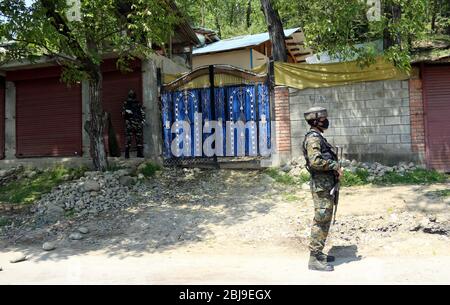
137, 147, 144, 158
125, 148, 130, 159
309, 252, 334, 272
317, 252, 335, 263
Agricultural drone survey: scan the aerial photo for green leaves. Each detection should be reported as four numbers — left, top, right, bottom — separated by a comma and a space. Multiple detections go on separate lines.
298, 0, 432, 71
1, 0, 178, 83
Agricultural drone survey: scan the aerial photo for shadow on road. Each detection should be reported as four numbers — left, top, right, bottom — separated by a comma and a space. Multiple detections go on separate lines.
1, 169, 283, 262
329, 245, 363, 267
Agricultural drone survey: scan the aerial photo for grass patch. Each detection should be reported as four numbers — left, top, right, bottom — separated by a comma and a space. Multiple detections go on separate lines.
282, 193, 302, 202
373, 169, 448, 185
107, 164, 127, 172
265, 168, 310, 186
265, 167, 448, 188
0, 166, 87, 205
341, 169, 370, 187
64, 209, 76, 219
426, 189, 450, 198
139, 162, 162, 178
265, 168, 297, 185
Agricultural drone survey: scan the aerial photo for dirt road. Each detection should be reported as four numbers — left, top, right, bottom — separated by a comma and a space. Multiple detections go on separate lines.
1, 170, 449, 284
1, 248, 450, 284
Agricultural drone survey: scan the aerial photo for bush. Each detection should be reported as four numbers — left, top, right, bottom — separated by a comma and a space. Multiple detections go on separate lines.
139, 162, 162, 178
373, 169, 448, 185
341, 169, 370, 187
265, 167, 448, 188
265, 168, 310, 186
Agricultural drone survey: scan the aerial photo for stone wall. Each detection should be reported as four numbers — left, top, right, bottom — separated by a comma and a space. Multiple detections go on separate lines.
289, 80, 422, 165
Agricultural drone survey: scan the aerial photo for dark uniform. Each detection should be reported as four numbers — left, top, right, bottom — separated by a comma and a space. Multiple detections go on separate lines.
122, 90, 145, 159
302, 107, 339, 272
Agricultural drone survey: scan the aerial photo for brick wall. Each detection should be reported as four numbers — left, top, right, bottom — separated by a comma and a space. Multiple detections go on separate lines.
289, 80, 422, 165
409, 76, 426, 161
274, 86, 292, 154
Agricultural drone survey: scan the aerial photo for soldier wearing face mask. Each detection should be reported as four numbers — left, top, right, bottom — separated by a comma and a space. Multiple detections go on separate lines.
302, 107, 343, 272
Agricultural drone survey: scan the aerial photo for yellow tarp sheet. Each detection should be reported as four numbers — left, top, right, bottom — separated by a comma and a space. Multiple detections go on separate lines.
163, 73, 265, 91
272, 58, 409, 90
163, 58, 409, 90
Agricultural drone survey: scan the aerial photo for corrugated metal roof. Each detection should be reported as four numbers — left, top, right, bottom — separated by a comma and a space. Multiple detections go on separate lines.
193, 28, 300, 55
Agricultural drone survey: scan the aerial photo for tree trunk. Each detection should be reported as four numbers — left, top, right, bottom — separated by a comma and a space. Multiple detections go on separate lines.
246, 0, 252, 29
88, 70, 108, 171
383, 2, 402, 50
215, 15, 222, 39
260, 0, 288, 62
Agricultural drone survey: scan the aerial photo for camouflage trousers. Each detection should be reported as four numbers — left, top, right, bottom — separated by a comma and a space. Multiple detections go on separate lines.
309, 190, 334, 254
125, 120, 144, 149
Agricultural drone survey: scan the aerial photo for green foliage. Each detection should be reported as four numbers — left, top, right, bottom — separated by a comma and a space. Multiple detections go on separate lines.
0, 166, 87, 205
300, 0, 430, 71
64, 209, 76, 219
180, 0, 448, 71
107, 163, 127, 172
265, 167, 448, 188
282, 193, 301, 202
374, 169, 448, 185
265, 168, 310, 186
176, 0, 267, 38
0, 0, 178, 82
341, 169, 370, 187
139, 162, 162, 178
265, 168, 297, 185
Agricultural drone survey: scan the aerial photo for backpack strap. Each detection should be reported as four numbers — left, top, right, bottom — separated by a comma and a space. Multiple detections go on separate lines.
302, 130, 322, 173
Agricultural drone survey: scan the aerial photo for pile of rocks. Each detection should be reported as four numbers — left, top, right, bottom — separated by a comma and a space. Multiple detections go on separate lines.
341, 160, 424, 180
282, 157, 425, 181
32, 169, 142, 225
333, 213, 449, 246
0, 166, 25, 186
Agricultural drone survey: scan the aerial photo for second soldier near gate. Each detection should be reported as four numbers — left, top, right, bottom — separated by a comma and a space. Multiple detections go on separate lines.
122, 90, 146, 159
303, 107, 343, 272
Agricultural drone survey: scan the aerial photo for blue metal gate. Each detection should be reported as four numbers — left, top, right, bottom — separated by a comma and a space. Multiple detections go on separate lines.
161, 66, 271, 165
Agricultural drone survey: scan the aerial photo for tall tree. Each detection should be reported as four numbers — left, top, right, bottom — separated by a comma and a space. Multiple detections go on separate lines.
0, 0, 177, 171
260, 0, 287, 62
300, 0, 429, 71
246, 0, 252, 29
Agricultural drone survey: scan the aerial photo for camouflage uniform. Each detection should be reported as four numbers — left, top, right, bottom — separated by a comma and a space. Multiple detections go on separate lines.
303, 127, 338, 254
122, 90, 146, 158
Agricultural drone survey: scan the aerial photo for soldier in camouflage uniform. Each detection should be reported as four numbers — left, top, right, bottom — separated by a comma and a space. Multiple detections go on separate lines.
122, 90, 146, 159
303, 107, 343, 272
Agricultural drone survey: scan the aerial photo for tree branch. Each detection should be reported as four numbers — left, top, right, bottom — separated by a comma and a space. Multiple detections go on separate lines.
8, 38, 83, 66
40, 0, 93, 70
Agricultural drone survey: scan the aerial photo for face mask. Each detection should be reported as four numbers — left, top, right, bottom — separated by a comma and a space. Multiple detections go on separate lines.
319, 119, 330, 130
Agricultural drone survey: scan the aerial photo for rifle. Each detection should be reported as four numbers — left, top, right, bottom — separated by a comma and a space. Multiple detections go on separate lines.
330, 146, 343, 225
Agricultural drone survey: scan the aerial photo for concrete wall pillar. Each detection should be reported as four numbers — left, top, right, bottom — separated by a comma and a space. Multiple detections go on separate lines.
142, 59, 162, 162
4, 81, 16, 159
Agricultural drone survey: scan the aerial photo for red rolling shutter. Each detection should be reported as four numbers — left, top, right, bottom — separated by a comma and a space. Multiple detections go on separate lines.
423, 65, 450, 172
102, 68, 142, 151
15, 77, 82, 157
0, 80, 5, 159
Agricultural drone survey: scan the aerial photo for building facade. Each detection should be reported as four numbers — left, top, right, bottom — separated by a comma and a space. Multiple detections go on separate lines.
271, 63, 450, 172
